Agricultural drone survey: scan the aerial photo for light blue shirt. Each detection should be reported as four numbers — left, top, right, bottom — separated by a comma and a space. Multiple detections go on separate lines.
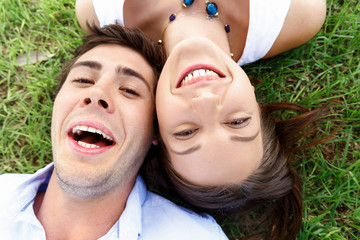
0, 164, 228, 239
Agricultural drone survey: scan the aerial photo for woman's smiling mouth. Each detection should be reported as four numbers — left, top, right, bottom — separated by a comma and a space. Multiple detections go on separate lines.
177, 64, 226, 88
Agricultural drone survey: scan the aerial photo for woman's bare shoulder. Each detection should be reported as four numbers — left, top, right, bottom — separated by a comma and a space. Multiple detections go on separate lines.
265, 0, 326, 58
75, 0, 100, 34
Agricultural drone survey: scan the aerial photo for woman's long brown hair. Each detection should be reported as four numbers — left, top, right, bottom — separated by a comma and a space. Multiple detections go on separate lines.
143, 102, 328, 239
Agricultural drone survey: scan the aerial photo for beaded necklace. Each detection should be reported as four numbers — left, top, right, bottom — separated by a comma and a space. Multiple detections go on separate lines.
158, 0, 233, 58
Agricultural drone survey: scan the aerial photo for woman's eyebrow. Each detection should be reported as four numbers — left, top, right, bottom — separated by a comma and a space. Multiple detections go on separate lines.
170, 130, 259, 156
171, 145, 201, 156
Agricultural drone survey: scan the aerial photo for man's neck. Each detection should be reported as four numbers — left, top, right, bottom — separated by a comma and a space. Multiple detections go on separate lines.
34, 174, 134, 240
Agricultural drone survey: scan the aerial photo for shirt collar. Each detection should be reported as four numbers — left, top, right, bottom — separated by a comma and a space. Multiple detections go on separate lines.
11, 163, 54, 225
10, 164, 148, 240
117, 175, 147, 240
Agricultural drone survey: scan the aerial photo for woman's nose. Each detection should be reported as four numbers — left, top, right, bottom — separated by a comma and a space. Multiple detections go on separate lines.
192, 91, 220, 120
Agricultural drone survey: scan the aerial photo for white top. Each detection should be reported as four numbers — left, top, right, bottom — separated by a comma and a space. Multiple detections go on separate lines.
94, 0, 125, 26
92, 0, 291, 66
238, 0, 291, 65
0, 164, 228, 240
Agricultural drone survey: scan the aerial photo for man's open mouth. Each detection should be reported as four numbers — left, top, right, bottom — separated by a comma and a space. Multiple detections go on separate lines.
69, 125, 115, 149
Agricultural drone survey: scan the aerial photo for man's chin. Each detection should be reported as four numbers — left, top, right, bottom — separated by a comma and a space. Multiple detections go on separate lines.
54, 166, 114, 199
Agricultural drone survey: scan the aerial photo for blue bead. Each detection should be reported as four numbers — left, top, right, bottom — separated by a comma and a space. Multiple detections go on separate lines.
183, 0, 194, 6
206, 2, 218, 16
225, 24, 230, 33
169, 14, 176, 22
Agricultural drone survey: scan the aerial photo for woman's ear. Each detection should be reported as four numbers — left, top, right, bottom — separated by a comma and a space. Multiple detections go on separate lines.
152, 139, 159, 145
152, 123, 160, 145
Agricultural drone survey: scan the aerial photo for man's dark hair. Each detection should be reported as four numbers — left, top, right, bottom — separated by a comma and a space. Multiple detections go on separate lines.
56, 24, 166, 94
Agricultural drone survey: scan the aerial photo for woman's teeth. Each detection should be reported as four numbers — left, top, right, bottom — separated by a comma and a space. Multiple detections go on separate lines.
180, 69, 219, 87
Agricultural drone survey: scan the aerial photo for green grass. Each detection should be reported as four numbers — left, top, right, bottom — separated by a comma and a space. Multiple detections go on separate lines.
1, 0, 359, 239
243, 1, 360, 238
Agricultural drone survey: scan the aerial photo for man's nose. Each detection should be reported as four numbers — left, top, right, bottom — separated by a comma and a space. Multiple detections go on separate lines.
83, 97, 109, 109
81, 86, 114, 113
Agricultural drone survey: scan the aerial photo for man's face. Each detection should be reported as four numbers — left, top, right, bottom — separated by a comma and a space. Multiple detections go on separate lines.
51, 44, 155, 198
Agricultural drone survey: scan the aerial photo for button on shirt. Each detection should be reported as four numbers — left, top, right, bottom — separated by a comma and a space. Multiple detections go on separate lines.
0, 164, 228, 240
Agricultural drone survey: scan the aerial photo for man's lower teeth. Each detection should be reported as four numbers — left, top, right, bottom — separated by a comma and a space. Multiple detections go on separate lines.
77, 141, 99, 148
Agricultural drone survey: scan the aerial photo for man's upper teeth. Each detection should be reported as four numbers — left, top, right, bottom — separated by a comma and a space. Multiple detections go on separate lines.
72, 125, 113, 141
182, 69, 218, 84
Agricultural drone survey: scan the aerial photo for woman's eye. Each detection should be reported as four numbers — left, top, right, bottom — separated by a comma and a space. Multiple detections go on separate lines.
73, 78, 93, 84
173, 129, 198, 140
226, 118, 251, 128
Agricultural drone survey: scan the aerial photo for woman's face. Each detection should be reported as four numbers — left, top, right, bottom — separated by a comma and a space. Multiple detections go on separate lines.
156, 37, 263, 186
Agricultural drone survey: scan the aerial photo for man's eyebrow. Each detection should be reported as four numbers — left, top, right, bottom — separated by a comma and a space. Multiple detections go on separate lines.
230, 130, 260, 142
171, 145, 201, 156
71, 60, 102, 70
71, 60, 151, 91
116, 66, 151, 91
